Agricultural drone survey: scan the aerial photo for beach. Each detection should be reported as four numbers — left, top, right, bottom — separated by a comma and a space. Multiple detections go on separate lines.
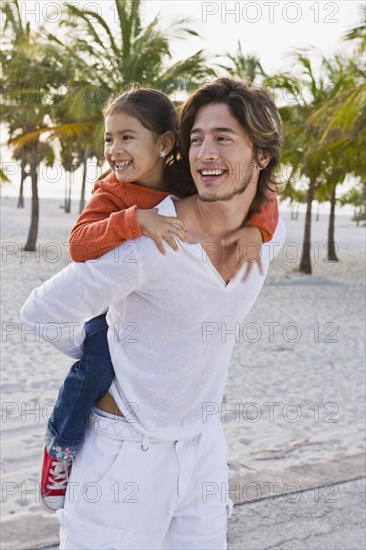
1, 195, 365, 525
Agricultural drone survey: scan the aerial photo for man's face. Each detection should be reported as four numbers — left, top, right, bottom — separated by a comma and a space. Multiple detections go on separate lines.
189, 103, 260, 202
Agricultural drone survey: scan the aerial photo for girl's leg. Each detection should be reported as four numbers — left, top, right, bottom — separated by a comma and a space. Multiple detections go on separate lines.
45, 313, 114, 458
41, 313, 115, 511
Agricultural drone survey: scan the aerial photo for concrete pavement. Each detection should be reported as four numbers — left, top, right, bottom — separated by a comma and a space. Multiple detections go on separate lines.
1, 454, 365, 550
228, 477, 365, 549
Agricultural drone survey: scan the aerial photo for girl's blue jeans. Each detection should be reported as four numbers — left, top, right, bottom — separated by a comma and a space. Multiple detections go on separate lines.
45, 313, 115, 460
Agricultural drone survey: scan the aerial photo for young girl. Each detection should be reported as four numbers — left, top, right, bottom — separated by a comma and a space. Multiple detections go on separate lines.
40, 86, 279, 511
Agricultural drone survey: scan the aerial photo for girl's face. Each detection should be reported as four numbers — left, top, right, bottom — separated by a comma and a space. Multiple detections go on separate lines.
104, 112, 167, 189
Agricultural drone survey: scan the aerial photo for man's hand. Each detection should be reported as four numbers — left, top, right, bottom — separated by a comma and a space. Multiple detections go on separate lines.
221, 226, 264, 280
136, 208, 185, 255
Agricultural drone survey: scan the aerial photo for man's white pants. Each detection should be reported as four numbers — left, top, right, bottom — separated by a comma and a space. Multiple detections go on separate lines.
57, 408, 233, 549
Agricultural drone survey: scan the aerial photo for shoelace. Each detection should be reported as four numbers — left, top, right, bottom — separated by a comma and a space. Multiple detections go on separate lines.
47, 460, 71, 490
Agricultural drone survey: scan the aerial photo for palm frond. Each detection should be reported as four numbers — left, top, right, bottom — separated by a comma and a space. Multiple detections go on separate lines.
9, 122, 95, 149
63, 4, 112, 54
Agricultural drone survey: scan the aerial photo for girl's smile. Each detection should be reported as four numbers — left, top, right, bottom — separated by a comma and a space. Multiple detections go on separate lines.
104, 113, 168, 190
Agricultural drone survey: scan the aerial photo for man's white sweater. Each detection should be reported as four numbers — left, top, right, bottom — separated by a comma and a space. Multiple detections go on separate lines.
21, 196, 286, 441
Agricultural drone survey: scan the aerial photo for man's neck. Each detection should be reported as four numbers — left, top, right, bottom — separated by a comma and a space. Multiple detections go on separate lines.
174, 194, 253, 284
194, 198, 248, 240
175, 189, 255, 244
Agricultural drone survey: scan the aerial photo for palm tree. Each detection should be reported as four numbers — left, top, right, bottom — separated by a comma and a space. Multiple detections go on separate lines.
278, 178, 307, 220
310, 14, 366, 257
77, 143, 105, 214
50, 80, 107, 213
55, 0, 215, 93
0, 167, 10, 184
217, 40, 266, 82
12, 147, 28, 208
59, 142, 80, 213
312, 164, 344, 261
339, 183, 366, 225
1, 0, 75, 249
40, 0, 214, 213
266, 52, 345, 274
317, 15, 366, 203
343, 5, 366, 53
1, 1, 28, 209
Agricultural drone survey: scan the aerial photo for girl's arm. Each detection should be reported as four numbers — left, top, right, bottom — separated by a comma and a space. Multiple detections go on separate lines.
69, 188, 142, 262
221, 191, 279, 275
246, 191, 279, 243
69, 188, 185, 262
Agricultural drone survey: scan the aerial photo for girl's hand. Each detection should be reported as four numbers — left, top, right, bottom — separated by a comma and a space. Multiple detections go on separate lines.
136, 208, 185, 255
221, 226, 264, 280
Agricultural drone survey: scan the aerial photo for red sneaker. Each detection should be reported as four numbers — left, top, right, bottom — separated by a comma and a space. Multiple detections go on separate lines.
40, 447, 72, 512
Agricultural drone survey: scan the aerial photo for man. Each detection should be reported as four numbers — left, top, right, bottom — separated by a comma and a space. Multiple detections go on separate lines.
21, 77, 285, 549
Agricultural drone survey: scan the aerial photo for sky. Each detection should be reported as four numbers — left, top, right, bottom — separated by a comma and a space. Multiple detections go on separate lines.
142, 0, 363, 74
1, 0, 364, 201
7, 0, 363, 72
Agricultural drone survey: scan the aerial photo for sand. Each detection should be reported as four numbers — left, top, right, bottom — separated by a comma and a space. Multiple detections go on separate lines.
1, 195, 365, 521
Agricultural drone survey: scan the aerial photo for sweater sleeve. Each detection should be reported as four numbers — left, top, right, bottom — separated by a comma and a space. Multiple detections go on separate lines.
20, 244, 142, 358
246, 191, 279, 243
69, 188, 142, 262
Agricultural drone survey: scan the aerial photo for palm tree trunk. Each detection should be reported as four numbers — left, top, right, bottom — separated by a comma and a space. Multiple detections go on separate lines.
65, 172, 71, 213
64, 171, 68, 211
79, 150, 89, 214
68, 173, 72, 213
24, 160, 39, 251
17, 161, 26, 208
327, 186, 339, 261
290, 200, 294, 220
356, 209, 360, 226
299, 179, 315, 274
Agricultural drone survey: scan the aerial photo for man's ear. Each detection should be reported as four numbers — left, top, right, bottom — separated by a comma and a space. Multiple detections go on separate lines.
161, 131, 175, 156
258, 150, 272, 169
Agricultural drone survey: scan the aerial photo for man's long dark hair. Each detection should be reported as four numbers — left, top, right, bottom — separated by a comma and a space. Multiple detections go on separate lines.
178, 77, 283, 212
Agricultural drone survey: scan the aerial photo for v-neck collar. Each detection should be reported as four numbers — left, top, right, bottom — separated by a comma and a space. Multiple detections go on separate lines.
161, 196, 248, 290
184, 240, 248, 289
